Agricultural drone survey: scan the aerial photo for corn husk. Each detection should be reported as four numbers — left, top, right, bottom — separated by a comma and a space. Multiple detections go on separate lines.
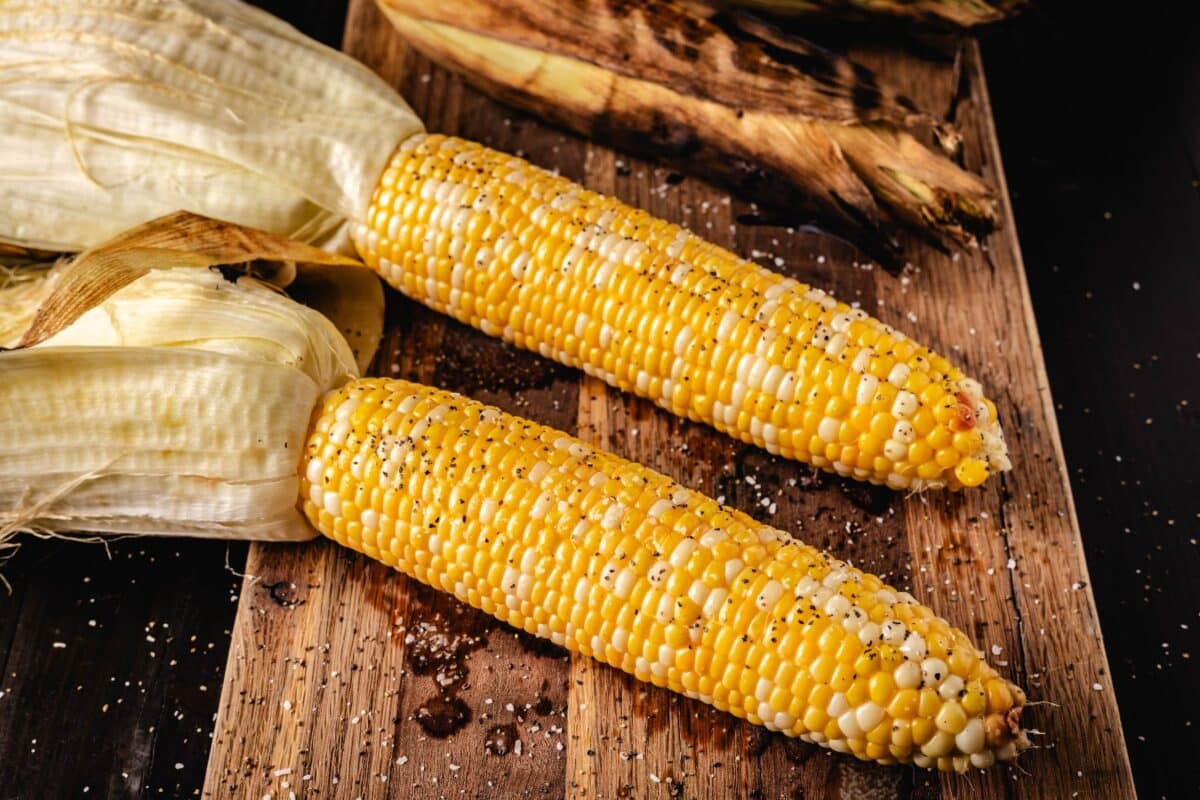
0, 214, 386, 544
0, 0, 423, 254
378, 0, 1000, 255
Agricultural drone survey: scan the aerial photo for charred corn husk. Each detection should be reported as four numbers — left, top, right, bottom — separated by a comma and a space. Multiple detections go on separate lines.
357, 135, 1009, 490
376, 0, 1000, 253
723, 0, 1027, 28
0, 215, 380, 541
301, 378, 1029, 770
0, 0, 1011, 490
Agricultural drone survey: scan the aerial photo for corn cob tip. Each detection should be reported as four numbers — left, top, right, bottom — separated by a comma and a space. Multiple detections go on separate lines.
941, 378, 1011, 490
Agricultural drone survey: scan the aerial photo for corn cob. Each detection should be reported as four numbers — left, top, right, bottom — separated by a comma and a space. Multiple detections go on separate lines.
301, 378, 1028, 771
355, 135, 1010, 490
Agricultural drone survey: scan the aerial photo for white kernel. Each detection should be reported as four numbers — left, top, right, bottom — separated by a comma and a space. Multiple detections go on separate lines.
825, 332, 848, 357
612, 628, 629, 653
716, 311, 740, 342
939, 675, 964, 700
479, 498, 499, 525
775, 372, 798, 402
334, 397, 360, 421
574, 578, 590, 604
774, 711, 796, 731
328, 419, 352, 446
613, 568, 637, 600
360, 509, 379, 531
894, 661, 921, 689
656, 593, 675, 624
883, 439, 908, 461
669, 539, 697, 569
756, 580, 784, 612
818, 416, 840, 442
648, 562, 670, 585
956, 719, 985, 754
892, 390, 919, 419
305, 457, 324, 486
761, 364, 785, 396
502, 566, 520, 593
960, 378, 983, 397
702, 588, 728, 619
855, 374, 879, 407
836, 709, 862, 738
892, 421, 915, 444
824, 593, 851, 618
723, 559, 744, 585
322, 491, 341, 517
899, 633, 927, 661
856, 701, 885, 732
699, 528, 727, 547
851, 350, 872, 373
857, 622, 881, 645
648, 499, 673, 519
687, 580, 710, 608
602, 504, 625, 530
969, 750, 995, 769
755, 678, 773, 703
764, 278, 796, 300
921, 658, 948, 687
826, 693, 849, 717
528, 461, 551, 485
887, 363, 911, 387
658, 644, 675, 667
516, 574, 534, 601
530, 491, 554, 520
747, 356, 770, 390
762, 423, 779, 445
673, 326, 695, 356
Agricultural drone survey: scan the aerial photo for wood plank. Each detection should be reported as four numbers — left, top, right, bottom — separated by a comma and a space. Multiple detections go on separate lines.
206, 6, 1134, 799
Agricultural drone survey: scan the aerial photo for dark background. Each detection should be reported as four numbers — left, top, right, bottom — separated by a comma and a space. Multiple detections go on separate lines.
1, 3, 1195, 798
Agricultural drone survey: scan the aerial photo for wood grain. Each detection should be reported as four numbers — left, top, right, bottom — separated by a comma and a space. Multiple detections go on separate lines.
203, 3, 1135, 798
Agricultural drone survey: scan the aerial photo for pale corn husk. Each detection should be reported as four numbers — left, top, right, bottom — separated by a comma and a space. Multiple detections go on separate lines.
0, 214, 386, 544
0, 0, 422, 254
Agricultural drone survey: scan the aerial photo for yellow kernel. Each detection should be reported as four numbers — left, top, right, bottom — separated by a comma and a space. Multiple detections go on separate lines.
888, 688, 919, 720
985, 680, 1014, 713
869, 672, 896, 706
955, 458, 988, 488
934, 701, 967, 735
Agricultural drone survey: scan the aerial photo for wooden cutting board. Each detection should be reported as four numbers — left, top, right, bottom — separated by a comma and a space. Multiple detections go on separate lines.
203, 2, 1135, 797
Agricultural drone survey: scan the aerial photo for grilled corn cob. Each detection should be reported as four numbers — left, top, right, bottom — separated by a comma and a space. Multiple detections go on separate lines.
0, 0, 1011, 490
301, 378, 1028, 770
356, 135, 1009, 490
